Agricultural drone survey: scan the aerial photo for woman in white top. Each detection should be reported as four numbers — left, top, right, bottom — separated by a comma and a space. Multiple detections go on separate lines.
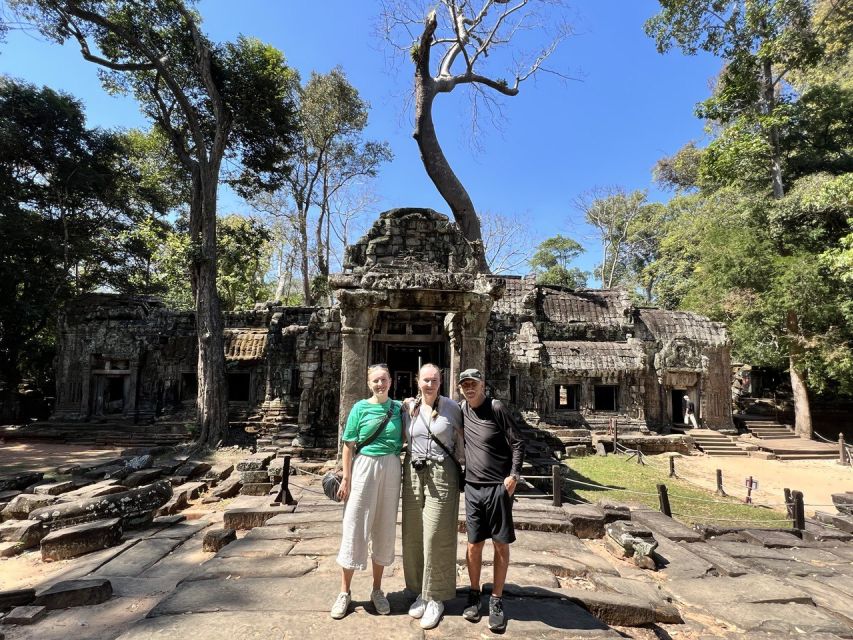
401, 363, 464, 629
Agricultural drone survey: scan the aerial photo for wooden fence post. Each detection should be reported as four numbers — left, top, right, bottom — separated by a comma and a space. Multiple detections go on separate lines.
792, 490, 805, 532
669, 456, 676, 478
552, 464, 562, 507
716, 469, 726, 496
657, 483, 672, 517
840, 433, 849, 466
783, 488, 794, 520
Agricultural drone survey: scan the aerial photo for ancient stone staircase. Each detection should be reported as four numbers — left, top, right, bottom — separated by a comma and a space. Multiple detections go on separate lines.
742, 418, 795, 439
3, 421, 191, 447
689, 429, 748, 456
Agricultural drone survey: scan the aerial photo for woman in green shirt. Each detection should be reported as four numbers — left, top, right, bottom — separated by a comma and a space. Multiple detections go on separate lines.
330, 364, 403, 620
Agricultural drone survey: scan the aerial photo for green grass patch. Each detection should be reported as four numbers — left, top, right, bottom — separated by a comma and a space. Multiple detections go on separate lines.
564, 454, 791, 529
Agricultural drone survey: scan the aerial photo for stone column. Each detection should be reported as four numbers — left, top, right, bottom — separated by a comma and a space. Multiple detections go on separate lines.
337, 296, 378, 453
444, 313, 462, 400
461, 303, 492, 385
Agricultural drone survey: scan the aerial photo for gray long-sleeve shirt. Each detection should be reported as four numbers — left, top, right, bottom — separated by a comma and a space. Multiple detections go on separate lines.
461, 397, 525, 484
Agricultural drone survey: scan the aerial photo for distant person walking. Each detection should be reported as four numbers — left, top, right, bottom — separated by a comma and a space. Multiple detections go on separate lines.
401, 364, 464, 630
683, 394, 698, 428
331, 364, 403, 620
457, 369, 525, 633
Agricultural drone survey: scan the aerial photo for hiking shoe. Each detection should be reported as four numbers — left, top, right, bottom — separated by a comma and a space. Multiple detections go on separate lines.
370, 588, 391, 615
420, 599, 444, 629
462, 588, 482, 622
408, 594, 426, 619
488, 596, 506, 632
330, 591, 351, 619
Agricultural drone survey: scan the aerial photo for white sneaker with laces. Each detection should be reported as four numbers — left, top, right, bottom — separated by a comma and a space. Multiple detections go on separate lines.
420, 599, 444, 629
408, 594, 426, 619
371, 588, 391, 615
330, 591, 351, 619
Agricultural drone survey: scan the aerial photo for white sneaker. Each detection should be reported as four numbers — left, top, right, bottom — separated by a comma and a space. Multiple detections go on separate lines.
408, 594, 426, 619
370, 588, 391, 615
330, 591, 351, 619
420, 599, 444, 629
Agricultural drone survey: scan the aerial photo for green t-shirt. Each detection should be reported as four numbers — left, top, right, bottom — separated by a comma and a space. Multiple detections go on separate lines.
342, 399, 403, 457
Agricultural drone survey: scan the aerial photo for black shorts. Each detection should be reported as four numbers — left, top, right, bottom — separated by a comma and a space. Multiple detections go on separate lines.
464, 482, 516, 544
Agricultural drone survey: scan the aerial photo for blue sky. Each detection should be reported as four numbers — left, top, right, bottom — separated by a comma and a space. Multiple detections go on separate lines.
1, 0, 720, 277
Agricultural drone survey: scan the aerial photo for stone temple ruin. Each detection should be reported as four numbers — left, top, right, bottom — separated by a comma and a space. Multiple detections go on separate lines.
50, 208, 733, 452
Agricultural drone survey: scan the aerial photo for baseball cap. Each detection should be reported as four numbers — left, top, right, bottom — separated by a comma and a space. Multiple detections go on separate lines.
458, 368, 484, 383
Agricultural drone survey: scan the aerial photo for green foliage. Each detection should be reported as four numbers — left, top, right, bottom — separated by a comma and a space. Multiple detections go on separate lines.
566, 455, 791, 528
529, 235, 588, 288
0, 78, 175, 392
653, 141, 704, 191
141, 214, 274, 311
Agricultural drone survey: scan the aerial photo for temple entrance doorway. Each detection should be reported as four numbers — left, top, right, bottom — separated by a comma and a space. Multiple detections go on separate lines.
371, 312, 449, 400
671, 389, 685, 424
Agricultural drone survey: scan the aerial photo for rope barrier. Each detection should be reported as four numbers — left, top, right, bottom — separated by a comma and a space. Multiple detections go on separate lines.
289, 481, 326, 496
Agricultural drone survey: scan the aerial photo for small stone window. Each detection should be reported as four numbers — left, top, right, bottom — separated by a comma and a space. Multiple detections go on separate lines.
555, 384, 580, 410
227, 372, 251, 402
387, 322, 407, 335
594, 385, 618, 411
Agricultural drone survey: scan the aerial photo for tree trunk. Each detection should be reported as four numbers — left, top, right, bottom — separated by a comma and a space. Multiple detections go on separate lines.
299, 207, 312, 306
761, 58, 785, 199
188, 164, 228, 448
786, 310, 813, 439
413, 18, 488, 273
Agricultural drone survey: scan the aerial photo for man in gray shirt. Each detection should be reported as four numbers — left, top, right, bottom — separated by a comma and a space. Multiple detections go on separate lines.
457, 368, 525, 633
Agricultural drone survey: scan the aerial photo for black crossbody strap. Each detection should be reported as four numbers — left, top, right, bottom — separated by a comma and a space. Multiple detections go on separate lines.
423, 398, 460, 464
354, 403, 396, 456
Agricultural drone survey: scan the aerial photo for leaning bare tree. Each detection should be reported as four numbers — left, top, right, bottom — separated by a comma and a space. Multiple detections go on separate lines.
380, 0, 571, 272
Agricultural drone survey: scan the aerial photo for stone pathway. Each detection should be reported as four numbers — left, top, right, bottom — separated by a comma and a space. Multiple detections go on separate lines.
2, 472, 853, 639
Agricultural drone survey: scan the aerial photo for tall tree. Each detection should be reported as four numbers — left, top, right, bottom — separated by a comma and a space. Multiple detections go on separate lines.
480, 210, 535, 275
0, 79, 176, 420
12, 0, 298, 447
381, 0, 571, 271
250, 68, 390, 305
529, 234, 588, 288
575, 187, 648, 289
647, 0, 853, 437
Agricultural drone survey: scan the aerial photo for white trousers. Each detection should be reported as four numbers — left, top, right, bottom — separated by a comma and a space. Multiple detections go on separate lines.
684, 413, 698, 428
336, 453, 401, 570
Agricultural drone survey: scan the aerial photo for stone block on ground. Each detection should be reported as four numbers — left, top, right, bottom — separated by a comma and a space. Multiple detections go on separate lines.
653, 535, 715, 579
1, 493, 58, 520
814, 510, 853, 534
215, 537, 294, 558
223, 504, 297, 530
33, 480, 76, 496
123, 469, 164, 488
172, 481, 207, 502
152, 515, 186, 527
706, 539, 790, 560
786, 575, 853, 625
58, 480, 126, 500
562, 504, 606, 538
235, 452, 275, 472
681, 541, 750, 576
831, 492, 853, 515
29, 480, 173, 531
156, 493, 188, 517
0, 589, 35, 611
0, 519, 44, 548
596, 500, 632, 523
202, 528, 236, 552
203, 463, 234, 484
0, 541, 24, 557
665, 574, 814, 607
0, 472, 43, 493
741, 528, 803, 548
93, 539, 183, 577
40, 518, 122, 561
126, 455, 155, 471
33, 578, 113, 609
187, 556, 317, 581
149, 521, 210, 540
703, 601, 852, 637
174, 461, 211, 480
801, 521, 853, 543
631, 509, 703, 542
240, 482, 273, 496
2, 605, 46, 625
549, 587, 682, 626
210, 477, 242, 499
264, 508, 342, 528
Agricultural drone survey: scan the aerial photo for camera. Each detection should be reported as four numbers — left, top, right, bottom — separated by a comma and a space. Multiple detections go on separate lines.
411, 458, 427, 471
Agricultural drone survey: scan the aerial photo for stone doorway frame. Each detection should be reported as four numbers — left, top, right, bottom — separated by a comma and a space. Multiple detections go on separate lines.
336, 288, 494, 446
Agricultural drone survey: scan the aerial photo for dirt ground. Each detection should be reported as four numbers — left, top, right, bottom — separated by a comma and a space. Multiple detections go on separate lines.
0, 441, 124, 475
649, 452, 853, 516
